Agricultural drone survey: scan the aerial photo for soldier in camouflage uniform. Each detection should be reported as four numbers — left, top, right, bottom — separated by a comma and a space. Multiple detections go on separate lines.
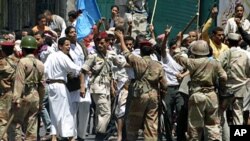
82, 32, 119, 140
8, 36, 45, 141
115, 30, 168, 141
0, 42, 19, 140
219, 33, 250, 139
173, 39, 227, 141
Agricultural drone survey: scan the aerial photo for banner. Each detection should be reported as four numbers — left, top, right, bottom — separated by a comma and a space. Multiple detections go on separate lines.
217, 0, 250, 28
76, 0, 101, 41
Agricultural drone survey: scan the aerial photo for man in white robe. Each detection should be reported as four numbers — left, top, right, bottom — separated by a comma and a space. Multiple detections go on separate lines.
44, 37, 82, 141
66, 26, 92, 140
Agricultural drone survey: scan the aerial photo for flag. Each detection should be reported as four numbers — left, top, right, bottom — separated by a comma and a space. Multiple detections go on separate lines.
76, 0, 101, 41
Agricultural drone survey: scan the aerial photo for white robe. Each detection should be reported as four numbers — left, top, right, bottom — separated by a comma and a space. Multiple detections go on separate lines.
44, 51, 81, 137
69, 43, 91, 139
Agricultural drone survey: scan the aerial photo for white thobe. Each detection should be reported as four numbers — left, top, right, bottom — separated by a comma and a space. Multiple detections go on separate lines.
69, 43, 91, 139
44, 51, 81, 137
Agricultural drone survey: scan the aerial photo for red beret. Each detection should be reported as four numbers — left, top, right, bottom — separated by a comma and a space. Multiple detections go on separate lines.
0, 41, 15, 47
96, 31, 108, 40
139, 41, 153, 47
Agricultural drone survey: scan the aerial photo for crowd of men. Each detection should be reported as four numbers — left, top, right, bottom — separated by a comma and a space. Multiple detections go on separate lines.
0, 1, 250, 141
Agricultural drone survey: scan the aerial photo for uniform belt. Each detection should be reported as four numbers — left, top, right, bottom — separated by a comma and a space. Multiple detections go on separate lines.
46, 79, 65, 84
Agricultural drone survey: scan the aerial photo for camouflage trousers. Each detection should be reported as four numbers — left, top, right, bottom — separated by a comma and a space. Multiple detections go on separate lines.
8, 92, 40, 141
126, 90, 158, 141
0, 91, 13, 141
187, 91, 221, 141
92, 93, 111, 134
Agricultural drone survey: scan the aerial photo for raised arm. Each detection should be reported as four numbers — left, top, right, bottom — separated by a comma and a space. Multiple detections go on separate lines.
161, 26, 172, 58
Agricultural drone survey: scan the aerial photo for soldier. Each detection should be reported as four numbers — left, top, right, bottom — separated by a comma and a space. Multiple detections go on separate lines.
8, 36, 45, 141
0, 41, 19, 140
219, 33, 250, 133
115, 30, 168, 141
173, 39, 227, 141
81, 32, 117, 140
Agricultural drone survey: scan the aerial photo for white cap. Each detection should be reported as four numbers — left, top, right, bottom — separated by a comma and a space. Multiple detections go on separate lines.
227, 33, 241, 41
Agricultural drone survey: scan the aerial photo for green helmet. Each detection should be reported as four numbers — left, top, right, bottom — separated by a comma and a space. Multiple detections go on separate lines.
190, 40, 210, 56
21, 36, 37, 49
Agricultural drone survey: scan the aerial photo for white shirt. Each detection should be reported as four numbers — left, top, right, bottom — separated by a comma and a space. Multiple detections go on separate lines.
161, 53, 183, 86
224, 17, 250, 36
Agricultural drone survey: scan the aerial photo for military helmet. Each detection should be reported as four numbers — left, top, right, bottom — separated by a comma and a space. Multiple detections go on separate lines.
20, 36, 37, 49
190, 40, 209, 56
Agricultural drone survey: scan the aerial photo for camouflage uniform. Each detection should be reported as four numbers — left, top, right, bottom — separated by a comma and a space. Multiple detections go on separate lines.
8, 54, 45, 141
82, 50, 116, 134
123, 51, 167, 141
125, 0, 149, 38
174, 54, 227, 141
219, 47, 250, 125
0, 54, 19, 140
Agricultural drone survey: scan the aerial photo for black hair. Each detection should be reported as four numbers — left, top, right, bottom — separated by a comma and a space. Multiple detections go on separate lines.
68, 10, 78, 19
134, 34, 146, 49
33, 31, 44, 37
21, 27, 33, 35
228, 39, 239, 47
58, 37, 70, 47
212, 27, 224, 35
65, 26, 75, 35
235, 3, 244, 12
124, 36, 135, 43
44, 36, 53, 46
168, 38, 177, 48
111, 5, 119, 11
15, 30, 22, 40
2, 46, 14, 56
140, 45, 154, 56
37, 14, 46, 21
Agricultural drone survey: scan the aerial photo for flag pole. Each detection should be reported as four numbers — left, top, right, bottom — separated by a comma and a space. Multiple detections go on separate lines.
197, 0, 200, 32
150, 0, 158, 25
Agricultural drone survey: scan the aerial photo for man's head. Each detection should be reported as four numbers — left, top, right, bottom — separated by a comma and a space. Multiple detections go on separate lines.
94, 32, 109, 54
58, 37, 71, 55
235, 3, 244, 19
68, 10, 78, 23
189, 40, 210, 57
21, 27, 32, 37
188, 31, 198, 42
139, 40, 154, 56
124, 36, 135, 52
212, 27, 224, 45
43, 10, 53, 22
111, 5, 119, 18
0, 41, 14, 56
227, 33, 241, 47
33, 31, 44, 47
65, 26, 77, 44
37, 14, 47, 27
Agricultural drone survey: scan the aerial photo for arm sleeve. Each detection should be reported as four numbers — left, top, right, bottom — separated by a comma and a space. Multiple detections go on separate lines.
201, 18, 213, 43
224, 20, 230, 36
13, 61, 25, 99
159, 67, 168, 91
62, 54, 81, 74
238, 26, 250, 45
82, 54, 95, 72
38, 68, 45, 105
